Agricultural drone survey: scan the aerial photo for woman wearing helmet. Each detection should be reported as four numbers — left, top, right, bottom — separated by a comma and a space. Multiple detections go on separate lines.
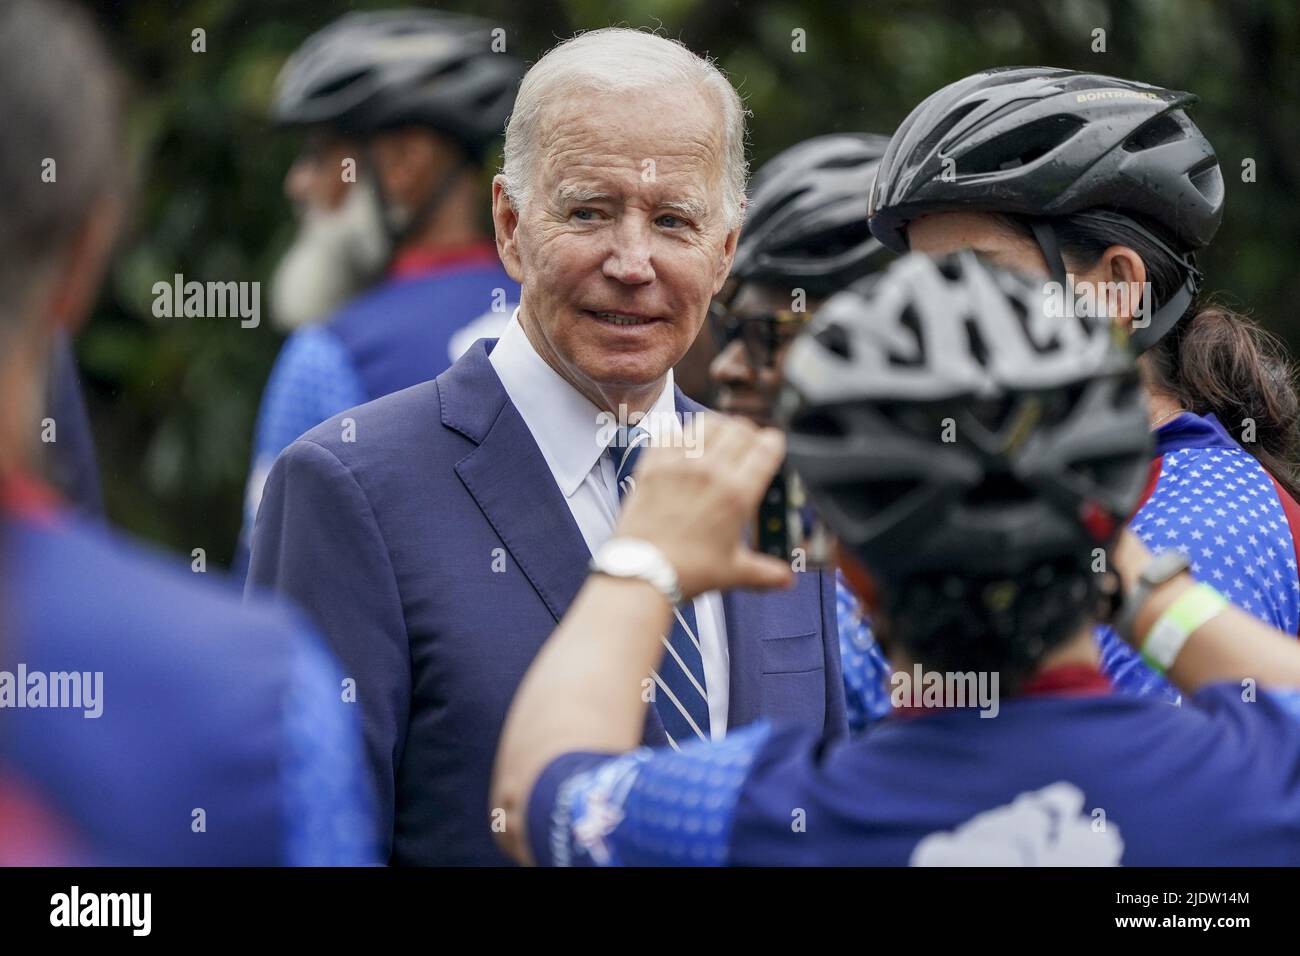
867, 67, 1300, 701
491, 252, 1300, 866
707, 133, 895, 733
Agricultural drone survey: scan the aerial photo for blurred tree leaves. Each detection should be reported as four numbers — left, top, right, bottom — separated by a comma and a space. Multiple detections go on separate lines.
77, 0, 1299, 563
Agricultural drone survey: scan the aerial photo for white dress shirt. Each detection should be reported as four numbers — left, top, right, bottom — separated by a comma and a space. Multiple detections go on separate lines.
490, 309, 730, 737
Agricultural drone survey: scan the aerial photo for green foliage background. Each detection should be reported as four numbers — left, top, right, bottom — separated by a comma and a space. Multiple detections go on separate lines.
81, 0, 1300, 565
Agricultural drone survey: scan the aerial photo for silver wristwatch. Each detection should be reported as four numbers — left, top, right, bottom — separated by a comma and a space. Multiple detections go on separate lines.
589, 538, 682, 604
1114, 550, 1191, 642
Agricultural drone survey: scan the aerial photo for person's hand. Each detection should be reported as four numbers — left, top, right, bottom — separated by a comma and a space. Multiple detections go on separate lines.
614, 413, 796, 599
1110, 528, 1153, 593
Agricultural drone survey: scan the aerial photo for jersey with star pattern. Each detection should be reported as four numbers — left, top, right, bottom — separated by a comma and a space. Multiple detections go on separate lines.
1096, 411, 1300, 702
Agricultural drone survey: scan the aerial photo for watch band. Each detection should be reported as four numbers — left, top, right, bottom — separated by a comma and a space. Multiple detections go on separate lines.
1114, 550, 1191, 643
589, 538, 683, 605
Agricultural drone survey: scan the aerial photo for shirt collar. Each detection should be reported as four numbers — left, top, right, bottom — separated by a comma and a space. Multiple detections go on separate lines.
1153, 410, 1238, 458
489, 308, 678, 498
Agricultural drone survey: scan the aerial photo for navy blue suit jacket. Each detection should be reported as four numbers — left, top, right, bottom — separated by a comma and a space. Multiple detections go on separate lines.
248, 338, 846, 865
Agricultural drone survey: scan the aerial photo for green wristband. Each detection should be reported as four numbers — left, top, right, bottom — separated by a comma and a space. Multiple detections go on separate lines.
1140, 583, 1229, 675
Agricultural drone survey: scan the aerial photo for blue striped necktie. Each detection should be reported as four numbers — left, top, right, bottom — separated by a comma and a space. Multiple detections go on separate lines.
608, 426, 712, 747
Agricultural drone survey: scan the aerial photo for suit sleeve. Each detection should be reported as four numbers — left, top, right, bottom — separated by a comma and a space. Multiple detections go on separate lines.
246, 438, 409, 859
818, 570, 849, 742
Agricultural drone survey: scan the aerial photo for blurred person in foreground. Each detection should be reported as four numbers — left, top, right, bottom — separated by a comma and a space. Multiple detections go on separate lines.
237, 10, 522, 576
0, 0, 375, 865
493, 252, 1300, 866
249, 27, 846, 865
709, 132, 894, 733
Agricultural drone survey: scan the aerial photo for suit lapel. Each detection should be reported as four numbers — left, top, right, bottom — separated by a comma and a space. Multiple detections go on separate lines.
442, 341, 671, 745
445, 341, 592, 624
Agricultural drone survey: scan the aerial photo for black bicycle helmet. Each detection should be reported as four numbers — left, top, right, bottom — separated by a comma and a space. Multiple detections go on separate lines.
272, 10, 521, 160
779, 250, 1152, 583
868, 67, 1224, 351
732, 133, 893, 298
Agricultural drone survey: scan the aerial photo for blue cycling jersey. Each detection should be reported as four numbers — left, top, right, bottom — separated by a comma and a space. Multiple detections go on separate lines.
529, 668, 1300, 866
3, 480, 376, 865
835, 572, 891, 732
1097, 411, 1300, 701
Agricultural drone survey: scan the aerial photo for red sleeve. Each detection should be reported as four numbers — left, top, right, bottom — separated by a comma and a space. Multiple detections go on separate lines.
0, 773, 82, 865
1131, 456, 1163, 519
1265, 472, 1300, 634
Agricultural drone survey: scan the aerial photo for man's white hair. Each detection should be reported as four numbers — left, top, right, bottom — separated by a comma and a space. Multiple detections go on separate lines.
500, 27, 749, 230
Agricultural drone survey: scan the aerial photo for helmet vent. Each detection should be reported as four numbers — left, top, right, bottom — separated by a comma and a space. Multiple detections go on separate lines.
965, 472, 1035, 506
964, 316, 990, 367
311, 69, 373, 100
960, 115, 1085, 175
780, 221, 872, 261
1190, 163, 1224, 205
916, 101, 981, 165
792, 410, 846, 438
967, 394, 1017, 434
426, 56, 472, 82
935, 257, 963, 281
888, 305, 925, 367
830, 477, 920, 524
817, 153, 872, 170
813, 322, 853, 361
1122, 113, 1184, 153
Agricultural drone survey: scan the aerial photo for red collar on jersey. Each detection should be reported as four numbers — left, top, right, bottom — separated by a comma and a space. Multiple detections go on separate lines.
387, 241, 500, 280
889, 663, 1112, 720
0, 472, 63, 525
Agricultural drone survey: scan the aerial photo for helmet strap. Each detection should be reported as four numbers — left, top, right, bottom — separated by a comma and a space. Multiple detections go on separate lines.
1029, 218, 1069, 288
1128, 272, 1196, 353
1030, 214, 1200, 353
362, 141, 474, 271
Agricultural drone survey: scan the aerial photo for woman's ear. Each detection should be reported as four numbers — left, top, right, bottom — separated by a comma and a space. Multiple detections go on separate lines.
1091, 244, 1148, 325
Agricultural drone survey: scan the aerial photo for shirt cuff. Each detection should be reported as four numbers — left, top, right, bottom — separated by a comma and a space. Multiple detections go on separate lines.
526, 751, 620, 867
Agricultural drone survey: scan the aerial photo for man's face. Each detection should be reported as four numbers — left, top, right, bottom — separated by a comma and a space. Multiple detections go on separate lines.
493, 85, 739, 407
271, 131, 391, 331
709, 284, 820, 425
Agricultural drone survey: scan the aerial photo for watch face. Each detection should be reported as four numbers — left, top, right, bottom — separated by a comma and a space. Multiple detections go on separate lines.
1148, 550, 1190, 583
603, 540, 651, 576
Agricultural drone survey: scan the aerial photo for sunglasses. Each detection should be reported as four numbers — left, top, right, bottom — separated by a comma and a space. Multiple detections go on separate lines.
708, 301, 812, 371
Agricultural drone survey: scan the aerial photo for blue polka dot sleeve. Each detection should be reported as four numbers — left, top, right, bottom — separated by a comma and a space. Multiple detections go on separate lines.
281, 629, 379, 866
527, 721, 774, 866
835, 572, 892, 732
236, 328, 368, 577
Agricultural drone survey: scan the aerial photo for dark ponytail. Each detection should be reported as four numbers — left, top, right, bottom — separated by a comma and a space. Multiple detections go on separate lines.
992, 211, 1300, 499
1146, 304, 1300, 500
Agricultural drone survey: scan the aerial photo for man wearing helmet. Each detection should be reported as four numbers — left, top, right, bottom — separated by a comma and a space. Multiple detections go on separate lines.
491, 252, 1300, 866
237, 10, 522, 575
707, 133, 895, 732
867, 67, 1300, 702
